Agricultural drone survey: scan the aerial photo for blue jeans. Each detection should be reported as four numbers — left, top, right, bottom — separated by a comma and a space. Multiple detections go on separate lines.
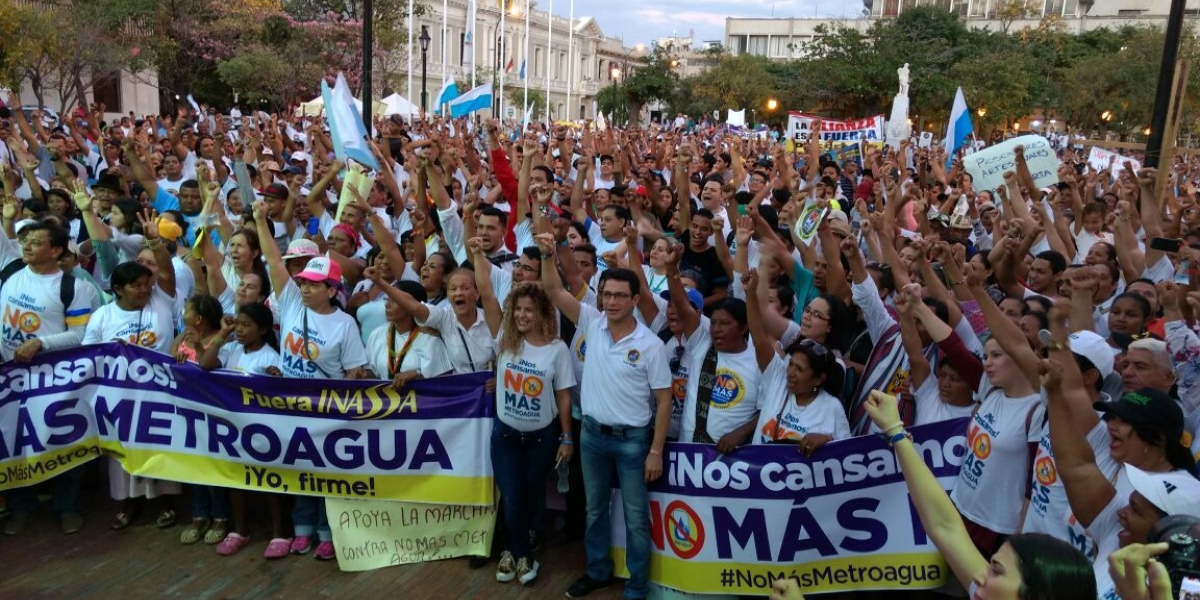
491, 419, 559, 559
190, 485, 231, 520
7, 467, 82, 515
292, 496, 331, 541
581, 416, 651, 599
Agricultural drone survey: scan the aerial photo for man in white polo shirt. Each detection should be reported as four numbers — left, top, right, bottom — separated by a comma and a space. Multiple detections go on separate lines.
537, 233, 671, 600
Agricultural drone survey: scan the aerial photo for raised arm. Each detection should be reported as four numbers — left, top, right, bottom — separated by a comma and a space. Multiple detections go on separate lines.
537, 232, 581, 324
138, 209, 176, 298
254, 200, 291, 299
742, 268, 778, 370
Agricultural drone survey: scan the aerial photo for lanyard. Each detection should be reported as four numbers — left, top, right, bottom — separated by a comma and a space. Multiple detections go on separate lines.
388, 325, 421, 377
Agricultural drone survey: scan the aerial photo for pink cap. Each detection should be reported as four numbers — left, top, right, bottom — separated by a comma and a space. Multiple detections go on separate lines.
294, 256, 341, 284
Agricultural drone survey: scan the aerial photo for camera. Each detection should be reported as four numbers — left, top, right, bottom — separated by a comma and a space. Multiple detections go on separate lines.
1149, 515, 1200, 599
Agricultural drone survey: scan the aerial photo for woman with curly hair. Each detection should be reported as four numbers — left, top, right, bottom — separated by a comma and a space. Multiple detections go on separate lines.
474, 237, 575, 587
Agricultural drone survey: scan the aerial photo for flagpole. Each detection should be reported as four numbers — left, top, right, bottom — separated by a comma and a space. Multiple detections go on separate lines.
566, 0, 573, 122
441, 0, 448, 84
545, 0, 552, 124
523, 0, 530, 126
500, 0, 506, 120
469, 0, 476, 88
407, 0, 414, 115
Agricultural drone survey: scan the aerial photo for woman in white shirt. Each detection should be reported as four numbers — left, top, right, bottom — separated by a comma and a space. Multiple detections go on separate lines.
476, 243, 575, 586
84, 212, 181, 531
362, 272, 453, 389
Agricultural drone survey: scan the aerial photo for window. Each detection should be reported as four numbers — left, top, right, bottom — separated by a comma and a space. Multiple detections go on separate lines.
968, 0, 987, 17
746, 35, 768, 56
460, 33, 466, 66
535, 48, 542, 77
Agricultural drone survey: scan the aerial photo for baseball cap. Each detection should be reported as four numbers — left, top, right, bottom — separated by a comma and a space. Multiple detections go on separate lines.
93, 173, 123, 192
1094, 388, 1184, 434
1067, 330, 1115, 378
13, 218, 37, 236
289, 151, 311, 163
1126, 464, 1200, 517
634, 186, 648, 197
660, 287, 704, 313
949, 214, 973, 230
294, 255, 341, 284
283, 239, 321, 260
262, 183, 289, 200
261, 161, 281, 173
282, 165, 304, 176
978, 201, 997, 214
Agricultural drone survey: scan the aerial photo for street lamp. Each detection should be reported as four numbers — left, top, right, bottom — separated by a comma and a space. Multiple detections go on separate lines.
419, 26, 431, 112
766, 98, 779, 111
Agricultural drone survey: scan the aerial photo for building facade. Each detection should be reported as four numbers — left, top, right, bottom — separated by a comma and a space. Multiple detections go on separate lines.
400, 0, 644, 120
726, 0, 1200, 60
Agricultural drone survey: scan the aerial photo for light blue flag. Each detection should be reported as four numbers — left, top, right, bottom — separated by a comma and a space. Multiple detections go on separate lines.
448, 83, 493, 118
434, 78, 459, 114
945, 87, 974, 169
322, 73, 380, 171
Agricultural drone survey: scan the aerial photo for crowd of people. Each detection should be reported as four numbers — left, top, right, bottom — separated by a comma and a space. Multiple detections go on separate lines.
1, 92, 1199, 600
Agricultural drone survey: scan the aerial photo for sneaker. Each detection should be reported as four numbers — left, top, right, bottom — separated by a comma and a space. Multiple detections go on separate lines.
565, 575, 612, 598
495, 550, 516, 583
290, 535, 314, 555
517, 557, 539, 585
3, 512, 29, 536
60, 512, 84, 535
313, 540, 336, 561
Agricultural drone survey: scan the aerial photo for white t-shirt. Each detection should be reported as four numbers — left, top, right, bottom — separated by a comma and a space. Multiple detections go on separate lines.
82, 287, 175, 353
365, 325, 452, 381
950, 377, 1043, 534
276, 279, 368, 379
495, 340, 576, 432
680, 323, 765, 443
585, 218, 624, 272
0, 266, 98, 360
664, 320, 709, 441
1022, 411, 1114, 561
912, 373, 978, 426
417, 305, 496, 374
576, 304, 672, 427
218, 343, 282, 375
352, 280, 389, 345
753, 354, 850, 444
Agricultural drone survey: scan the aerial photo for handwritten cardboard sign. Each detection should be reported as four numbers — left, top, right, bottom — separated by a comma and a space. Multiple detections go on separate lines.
1087, 146, 1141, 178
328, 499, 498, 572
962, 135, 1061, 193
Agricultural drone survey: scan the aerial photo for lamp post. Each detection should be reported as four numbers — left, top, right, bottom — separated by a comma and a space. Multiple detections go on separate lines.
362, 0, 373, 129
419, 26, 431, 113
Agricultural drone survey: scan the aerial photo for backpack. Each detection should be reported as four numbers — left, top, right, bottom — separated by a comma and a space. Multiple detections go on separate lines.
0, 259, 76, 311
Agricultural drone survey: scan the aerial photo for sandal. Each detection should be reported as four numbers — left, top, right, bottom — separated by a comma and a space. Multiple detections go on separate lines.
156, 509, 177, 529
179, 518, 209, 545
110, 509, 139, 531
204, 519, 230, 545
216, 532, 250, 556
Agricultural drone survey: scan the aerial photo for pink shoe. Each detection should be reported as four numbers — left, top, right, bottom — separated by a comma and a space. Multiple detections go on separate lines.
290, 535, 314, 555
313, 540, 335, 561
216, 532, 250, 556
263, 538, 291, 559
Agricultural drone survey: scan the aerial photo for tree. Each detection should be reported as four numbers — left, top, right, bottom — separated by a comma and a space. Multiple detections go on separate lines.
620, 46, 680, 126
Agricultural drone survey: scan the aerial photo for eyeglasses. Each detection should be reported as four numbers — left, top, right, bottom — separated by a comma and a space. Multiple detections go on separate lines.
600, 291, 632, 301
803, 306, 831, 321
669, 344, 685, 373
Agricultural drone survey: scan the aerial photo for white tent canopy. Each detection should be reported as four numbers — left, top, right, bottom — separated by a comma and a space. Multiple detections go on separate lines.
382, 93, 420, 117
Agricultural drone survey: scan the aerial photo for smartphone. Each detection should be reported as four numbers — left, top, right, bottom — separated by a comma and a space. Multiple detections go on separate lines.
1150, 237, 1183, 253
306, 216, 320, 237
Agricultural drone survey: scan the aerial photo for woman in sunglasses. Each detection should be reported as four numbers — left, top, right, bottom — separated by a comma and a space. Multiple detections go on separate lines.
745, 269, 848, 456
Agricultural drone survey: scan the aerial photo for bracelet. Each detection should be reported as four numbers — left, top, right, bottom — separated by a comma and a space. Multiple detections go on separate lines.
144, 238, 163, 250
886, 430, 913, 447
560, 432, 573, 439
878, 422, 905, 437
559, 439, 574, 446
951, 279, 966, 287
648, 448, 662, 456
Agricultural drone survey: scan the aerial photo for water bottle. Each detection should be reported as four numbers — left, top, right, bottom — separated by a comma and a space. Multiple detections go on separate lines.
556, 459, 570, 494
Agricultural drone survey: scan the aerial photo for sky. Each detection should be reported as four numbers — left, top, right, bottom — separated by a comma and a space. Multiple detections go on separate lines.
568, 0, 864, 47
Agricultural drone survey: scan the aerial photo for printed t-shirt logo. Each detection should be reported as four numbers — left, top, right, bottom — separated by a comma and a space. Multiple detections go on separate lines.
1035, 456, 1057, 486
521, 376, 544, 397
19, 312, 40, 333
626, 349, 640, 364
710, 370, 746, 408
970, 429, 992, 460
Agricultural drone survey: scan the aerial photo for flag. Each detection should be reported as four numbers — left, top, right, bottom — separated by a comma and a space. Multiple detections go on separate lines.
322, 73, 380, 171
505, 58, 514, 73
434, 78, 459, 114
521, 104, 533, 131
519, 59, 526, 80
726, 109, 746, 128
945, 87, 974, 169
448, 83, 493, 118
186, 94, 202, 116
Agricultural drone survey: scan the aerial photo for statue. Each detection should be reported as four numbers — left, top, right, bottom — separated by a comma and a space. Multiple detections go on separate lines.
897, 63, 910, 97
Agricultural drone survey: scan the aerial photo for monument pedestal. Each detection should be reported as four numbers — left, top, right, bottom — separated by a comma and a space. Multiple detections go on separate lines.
886, 93, 911, 151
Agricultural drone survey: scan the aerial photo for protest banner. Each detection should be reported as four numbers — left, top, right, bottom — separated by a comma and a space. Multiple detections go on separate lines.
786, 113, 885, 144
609, 419, 969, 595
793, 198, 828, 247
0, 343, 494, 506
1087, 146, 1142, 178
962, 134, 1061, 193
327, 498, 498, 571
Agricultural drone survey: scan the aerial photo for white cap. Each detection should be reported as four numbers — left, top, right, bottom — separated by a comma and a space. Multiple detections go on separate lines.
290, 151, 311, 164
1126, 464, 1200, 517
13, 218, 37, 236
1039, 329, 1115, 379
283, 239, 321, 260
